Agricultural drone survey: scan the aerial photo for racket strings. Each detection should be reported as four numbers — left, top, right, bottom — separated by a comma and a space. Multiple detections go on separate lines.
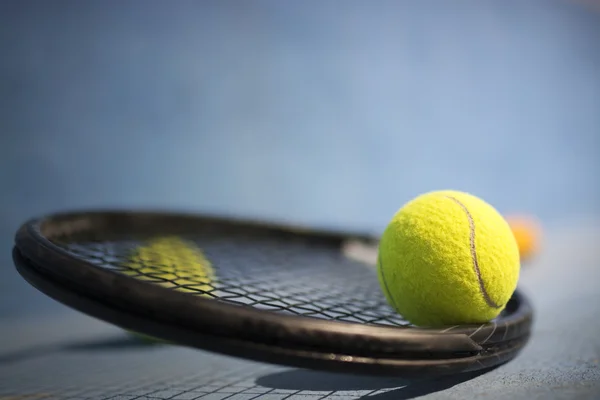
56, 233, 411, 327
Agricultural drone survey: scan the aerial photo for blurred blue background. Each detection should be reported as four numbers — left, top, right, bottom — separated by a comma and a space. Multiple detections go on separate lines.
1, 0, 599, 318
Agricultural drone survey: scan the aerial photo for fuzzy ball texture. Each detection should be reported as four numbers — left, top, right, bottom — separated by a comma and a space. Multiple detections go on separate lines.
377, 190, 520, 327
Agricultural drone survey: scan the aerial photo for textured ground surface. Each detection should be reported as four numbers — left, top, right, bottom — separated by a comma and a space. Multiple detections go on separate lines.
1, 221, 599, 399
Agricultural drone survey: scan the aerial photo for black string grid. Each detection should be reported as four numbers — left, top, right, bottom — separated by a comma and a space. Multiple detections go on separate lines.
58, 231, 410, 328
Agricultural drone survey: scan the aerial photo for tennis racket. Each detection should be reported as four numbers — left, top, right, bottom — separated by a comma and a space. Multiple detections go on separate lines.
12, 210, 533, 377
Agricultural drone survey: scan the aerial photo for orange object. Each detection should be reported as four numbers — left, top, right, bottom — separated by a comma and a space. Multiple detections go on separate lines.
506, 215, 542, 263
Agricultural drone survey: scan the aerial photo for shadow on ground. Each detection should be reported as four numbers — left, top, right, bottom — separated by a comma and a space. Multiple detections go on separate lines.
257, 367, 496, 399
61, 334, 167, 351
0, 333, 167, 364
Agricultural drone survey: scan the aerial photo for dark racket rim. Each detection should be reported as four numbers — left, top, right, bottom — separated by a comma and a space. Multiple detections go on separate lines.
13, 210, 534, 377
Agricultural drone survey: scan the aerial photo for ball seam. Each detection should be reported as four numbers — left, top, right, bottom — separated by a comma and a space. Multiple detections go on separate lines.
377, 256, 401, 312
445, 195, 502, 309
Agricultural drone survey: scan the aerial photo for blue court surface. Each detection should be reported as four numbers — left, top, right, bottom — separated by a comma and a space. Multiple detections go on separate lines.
1, 1, 599, 398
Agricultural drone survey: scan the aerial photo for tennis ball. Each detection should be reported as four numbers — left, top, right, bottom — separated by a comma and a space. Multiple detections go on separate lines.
377, 190, 520, 327
122, 236, 216, 343
506, 215, 541, 263
122, 236, 216, 293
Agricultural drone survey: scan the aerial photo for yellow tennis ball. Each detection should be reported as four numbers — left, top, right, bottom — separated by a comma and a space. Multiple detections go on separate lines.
377, 190, 520, 327
122, 236, 217, 343
505, 214, 542, 263
122, 236, 216, 294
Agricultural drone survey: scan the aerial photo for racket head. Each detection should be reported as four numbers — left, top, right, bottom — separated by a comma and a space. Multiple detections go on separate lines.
13, 210, 534, 377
